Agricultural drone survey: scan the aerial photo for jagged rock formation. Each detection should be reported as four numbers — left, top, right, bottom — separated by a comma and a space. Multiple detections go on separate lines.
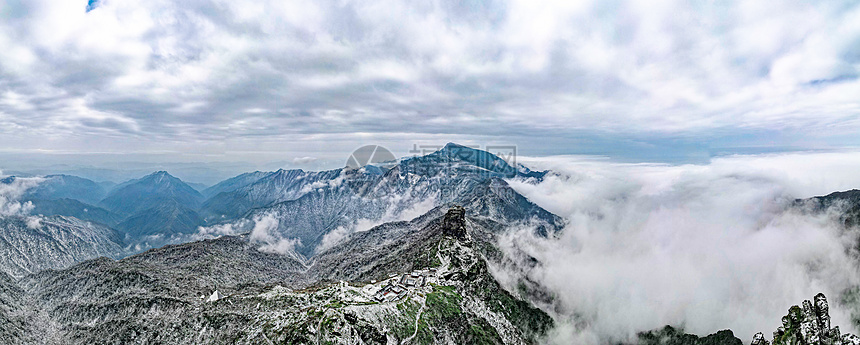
751, 293, 860, 345
442, 205, 467, 240
632, 326, 742, 345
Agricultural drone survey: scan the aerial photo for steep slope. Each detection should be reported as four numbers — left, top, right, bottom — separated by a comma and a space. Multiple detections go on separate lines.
459, 177, 564, 236
17, 174, 106, 205
99, 171, 203, 216
115, 199, 204, 244
16, 206, 551, 345
200, 170, 270, 199
0, 215, 125, 278
308, 206, 448, 282
199, 168, 342, 223
234, 144, 563, 256
97, 171, 206, 251
798, 189, 860, 228
29, 198, 123, 226
0, 271, 31, 344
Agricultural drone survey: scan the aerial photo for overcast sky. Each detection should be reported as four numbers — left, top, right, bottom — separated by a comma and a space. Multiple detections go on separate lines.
1, 0, 859, 172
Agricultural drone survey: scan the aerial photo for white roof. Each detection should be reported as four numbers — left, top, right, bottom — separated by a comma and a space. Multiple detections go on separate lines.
207, 290, 224, 302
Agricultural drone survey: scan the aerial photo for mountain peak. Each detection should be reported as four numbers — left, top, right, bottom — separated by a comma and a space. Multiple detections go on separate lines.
100, 171, 202, 216
274, 168, 305, 174
148, 170, 172, 177
140, 171, 185, 185
425, 142, 519, 177
442, 142, 470, 150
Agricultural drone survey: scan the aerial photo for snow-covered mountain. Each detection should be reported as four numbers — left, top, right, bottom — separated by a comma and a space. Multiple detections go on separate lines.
6, 144, 860, 344
114, 199, 204, 246
5, 206, 552, 345
0, 215, 125, 278
200, 170, 272, 199
0, 143, 565, 344
226, 143, 563, 255
199, 168, 343, 223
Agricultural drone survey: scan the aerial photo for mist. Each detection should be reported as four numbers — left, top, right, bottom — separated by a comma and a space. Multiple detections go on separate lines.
0, 173, 44, 217
502, 151, 860, 344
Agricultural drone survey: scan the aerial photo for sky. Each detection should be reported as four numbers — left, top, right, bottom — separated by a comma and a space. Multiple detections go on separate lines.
1, 0, 860, 177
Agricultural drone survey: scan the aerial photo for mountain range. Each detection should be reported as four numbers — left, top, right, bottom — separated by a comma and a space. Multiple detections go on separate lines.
2, 143, 860, 344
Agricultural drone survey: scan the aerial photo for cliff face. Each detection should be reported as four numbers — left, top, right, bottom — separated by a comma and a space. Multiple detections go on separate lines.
751, 293, 860, 345
441, 205, 467, 240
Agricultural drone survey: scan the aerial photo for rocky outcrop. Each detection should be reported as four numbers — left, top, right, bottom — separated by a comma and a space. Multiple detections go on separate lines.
441, 205, 467, 240
751, 293, 859, 345
633, 326, 743, 345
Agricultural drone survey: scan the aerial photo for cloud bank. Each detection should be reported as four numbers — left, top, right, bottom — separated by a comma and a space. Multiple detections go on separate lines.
502, 151, 860, 344
1, 0, 859, 162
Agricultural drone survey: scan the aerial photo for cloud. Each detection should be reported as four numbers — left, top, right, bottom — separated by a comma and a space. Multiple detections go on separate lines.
298, 173, 345, 194
0, 174, 44, 217
25, 216, 42, 229
193, 213, 302, 255
248, 213, 302, 255
194, 220, 249, 239
292, 156, 318, 165
1, 1, 859, 163
316, 224, 352, 253
501, 152, 860, 344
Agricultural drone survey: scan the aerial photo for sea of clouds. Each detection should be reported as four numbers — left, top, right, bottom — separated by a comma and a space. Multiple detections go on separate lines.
502, 151, 860, 344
